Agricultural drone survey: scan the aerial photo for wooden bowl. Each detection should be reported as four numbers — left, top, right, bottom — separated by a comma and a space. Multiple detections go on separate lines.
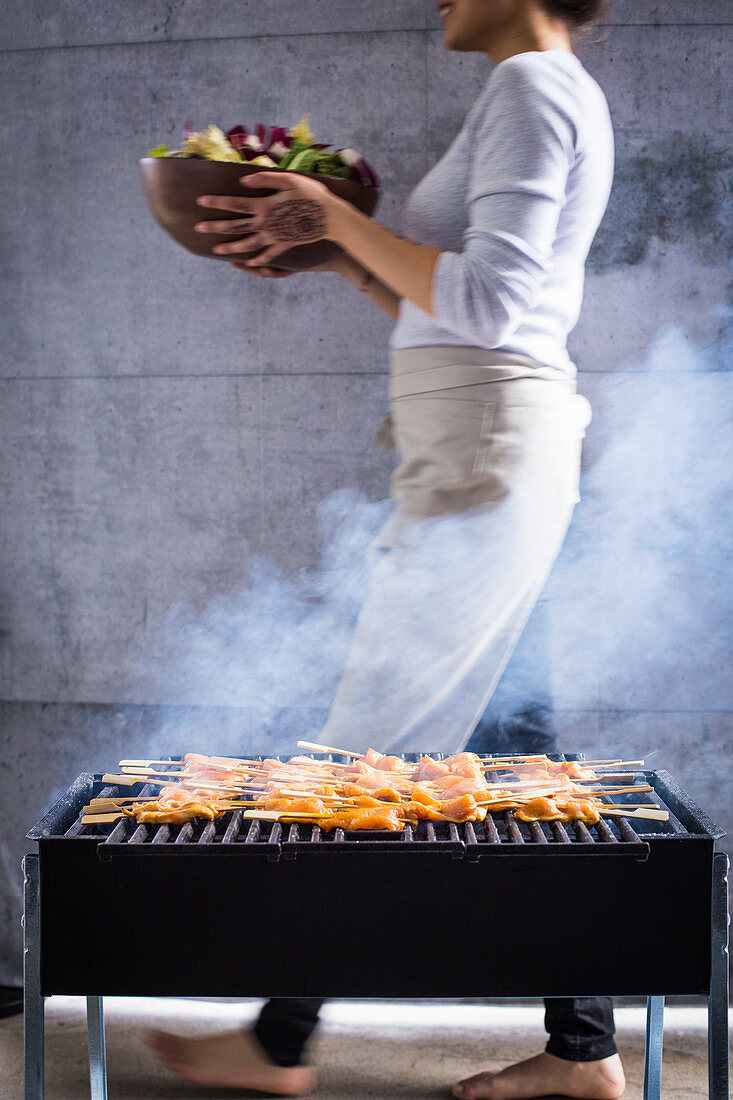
140, 157, 380, 270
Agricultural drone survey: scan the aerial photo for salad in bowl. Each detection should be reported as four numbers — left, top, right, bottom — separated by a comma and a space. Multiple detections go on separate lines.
149, 116, 380, 186
141, 115, 380, 269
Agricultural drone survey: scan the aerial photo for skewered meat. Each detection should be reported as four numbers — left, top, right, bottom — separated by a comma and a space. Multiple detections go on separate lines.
108, 748, 642, 830
410, 787, 443, 809
316, 806, 409, 832
123, 799, 220, 824
407, 793, 485, 823
439, 794, 485, 821
426, 774, 488, 798
515, 796, 601, 825
262, 796, 330, 815
342, 780, 402, 802
363, 748, 403, 771
442, 753, 485, 781
413, 756, 452, 781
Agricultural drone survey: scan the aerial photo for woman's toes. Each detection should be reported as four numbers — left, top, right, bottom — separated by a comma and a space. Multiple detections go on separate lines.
148, 1034, 180, 1060
452, 1076, 487, 1100
146, 1029, 173, 1050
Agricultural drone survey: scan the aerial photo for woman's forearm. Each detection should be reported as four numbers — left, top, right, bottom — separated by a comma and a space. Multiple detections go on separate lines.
332, 254, 402, 321
328, 200, 440, 315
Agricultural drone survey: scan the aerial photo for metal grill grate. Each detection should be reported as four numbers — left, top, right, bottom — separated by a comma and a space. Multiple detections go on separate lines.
59, 785, 662, 864
33, 755, 721, 864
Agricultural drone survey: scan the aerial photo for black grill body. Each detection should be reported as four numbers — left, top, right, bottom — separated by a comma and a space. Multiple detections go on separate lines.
27, 759, 723, 999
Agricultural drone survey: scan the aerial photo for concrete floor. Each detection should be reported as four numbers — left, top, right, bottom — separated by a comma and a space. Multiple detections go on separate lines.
1, 998, 727, 1099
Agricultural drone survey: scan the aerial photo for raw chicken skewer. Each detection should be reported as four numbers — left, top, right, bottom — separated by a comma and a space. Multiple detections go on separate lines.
81, 746, 664, 831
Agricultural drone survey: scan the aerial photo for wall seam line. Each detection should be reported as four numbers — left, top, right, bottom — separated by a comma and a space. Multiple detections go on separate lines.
1, 23, 731, 55
2, 700, 732, 714
0, 369, 728, 383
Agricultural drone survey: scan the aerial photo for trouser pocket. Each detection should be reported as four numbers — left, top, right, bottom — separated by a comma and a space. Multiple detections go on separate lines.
389, 394, 499, 516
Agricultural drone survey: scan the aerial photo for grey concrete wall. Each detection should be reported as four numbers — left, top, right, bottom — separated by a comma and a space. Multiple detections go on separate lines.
1, 1, 731, 983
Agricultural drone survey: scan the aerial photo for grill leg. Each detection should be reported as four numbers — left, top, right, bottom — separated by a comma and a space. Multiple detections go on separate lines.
643, 995, 664, 1100
23, 854, 44, 1100
708, 852, 729, 1100
86, 996, 108, 1100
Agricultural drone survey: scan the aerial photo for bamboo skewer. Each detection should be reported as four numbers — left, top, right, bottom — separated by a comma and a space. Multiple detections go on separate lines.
119, 766, 266, 780
242, 810, 330, 821
579, 774, 636, 783
584, 784, 653, 795
103, 773, 150, 787
119, 756, 261, 768
85, 790, 662, 813
102, 776, 653, 801
118, 760, 182, 768
104, 773, 652, 796
103, 773, 252, 793
91, 750, 664, 831
275, 788, 348, 802
479, 759, 644, 772
296, 740, 365, 758
475, 754, 549, 763
478, 760, 604, 771
580, 759, 646, 768
83, 813, 132, 824
115, 754, 646, 776
81, 791, 669, 826
87, 797, 165, 809
241, 809, 484, 825
84, 799, 265, 814
597, 806, 668, 821
119, 768, 203, 779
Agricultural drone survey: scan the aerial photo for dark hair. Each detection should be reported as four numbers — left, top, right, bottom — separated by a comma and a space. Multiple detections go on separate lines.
540, 0, 607, 28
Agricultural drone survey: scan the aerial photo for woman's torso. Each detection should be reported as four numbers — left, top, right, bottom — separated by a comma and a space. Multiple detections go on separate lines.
389, 49, 614, 375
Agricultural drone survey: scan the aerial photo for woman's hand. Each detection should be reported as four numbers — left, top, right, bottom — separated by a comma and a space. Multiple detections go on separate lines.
195, 171, 345, 268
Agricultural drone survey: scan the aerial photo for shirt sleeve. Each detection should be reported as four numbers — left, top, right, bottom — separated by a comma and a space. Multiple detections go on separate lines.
431, 59, 577, 348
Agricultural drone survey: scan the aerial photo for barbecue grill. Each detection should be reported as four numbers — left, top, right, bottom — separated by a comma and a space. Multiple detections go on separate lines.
23, 754, 729, 1100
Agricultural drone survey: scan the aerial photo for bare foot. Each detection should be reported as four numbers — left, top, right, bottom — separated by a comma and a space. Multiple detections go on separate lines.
146, 1027, 317, 1095
452, 1051, 625, 1099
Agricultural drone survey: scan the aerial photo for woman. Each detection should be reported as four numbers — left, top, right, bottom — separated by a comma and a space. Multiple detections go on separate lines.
150, 1, 622, 1097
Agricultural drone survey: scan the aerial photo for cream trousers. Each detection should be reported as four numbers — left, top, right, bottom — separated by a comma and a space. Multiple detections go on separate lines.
320, 346, 591, 755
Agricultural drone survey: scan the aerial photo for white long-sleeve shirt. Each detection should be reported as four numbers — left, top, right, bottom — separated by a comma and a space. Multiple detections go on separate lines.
388, 49, 614, 374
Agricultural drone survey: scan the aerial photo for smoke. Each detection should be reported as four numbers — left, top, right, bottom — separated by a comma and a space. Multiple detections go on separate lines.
545, 320, 733, 713
124, 489, 391, 753
121, 322, 731, 755
6, 322, 729, 990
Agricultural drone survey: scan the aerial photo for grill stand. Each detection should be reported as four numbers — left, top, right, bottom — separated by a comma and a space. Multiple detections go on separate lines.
22, 850, 730, 1100
708, 852, 730, 1100
643, 996, 664, 1099
22, 856, 43, 1100
86, 996, 107, 1100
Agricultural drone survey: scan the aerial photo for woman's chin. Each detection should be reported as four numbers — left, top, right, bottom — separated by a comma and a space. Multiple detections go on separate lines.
443, 31, 476, 53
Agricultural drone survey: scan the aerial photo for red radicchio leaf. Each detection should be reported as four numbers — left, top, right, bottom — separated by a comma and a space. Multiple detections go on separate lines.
183, 118, 194, 140
269, 127, 291, 147
255, 123, 273, 150
351, 157, 380, 189
225, 125, 249, 151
